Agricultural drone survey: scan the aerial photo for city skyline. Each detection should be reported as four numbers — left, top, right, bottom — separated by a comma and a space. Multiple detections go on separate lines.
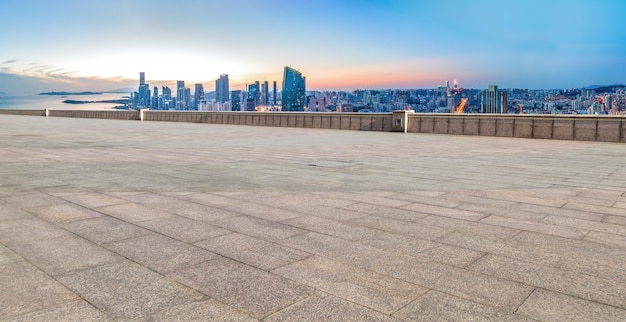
1, 0, 625, 95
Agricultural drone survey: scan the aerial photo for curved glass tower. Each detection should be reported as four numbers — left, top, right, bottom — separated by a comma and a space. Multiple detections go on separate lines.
282, 66, 306, 111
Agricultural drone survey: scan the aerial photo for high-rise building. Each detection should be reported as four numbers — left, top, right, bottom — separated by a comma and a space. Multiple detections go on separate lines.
248, 82, 260, 107
216, 74, 229, 103
273, 81, 277, 106
282, 66, 306, 111
194, 83, 205, 110
231, 90, 242, 111
481, 85, 507, 113
261, 81, 269, 105
139, 72, 145, 86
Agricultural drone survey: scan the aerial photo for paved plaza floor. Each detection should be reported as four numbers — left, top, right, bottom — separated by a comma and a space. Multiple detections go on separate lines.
1, 114, 625, 321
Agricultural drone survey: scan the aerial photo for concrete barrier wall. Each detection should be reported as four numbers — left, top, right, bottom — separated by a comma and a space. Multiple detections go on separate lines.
2, 109, 625, 142
408, 114, 626, 143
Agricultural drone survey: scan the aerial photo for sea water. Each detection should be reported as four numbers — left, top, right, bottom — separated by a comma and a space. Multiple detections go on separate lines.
0, 93, 130, 110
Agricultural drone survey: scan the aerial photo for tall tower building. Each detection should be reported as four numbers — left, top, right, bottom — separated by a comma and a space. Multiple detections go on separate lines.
176, 81, 186, 110
139, 72, 145, 86
231, 90, 242, 111
261, 81, 269, 105
273, 81, 277, 106
282, 66, 306, 111
216, 74, 229, 103
248, 82, 260, 106
194, 83, 205, 110
481, 85, 507, 113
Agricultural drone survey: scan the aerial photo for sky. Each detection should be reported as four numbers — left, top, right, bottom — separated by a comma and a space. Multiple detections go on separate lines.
0, 0, 625, 94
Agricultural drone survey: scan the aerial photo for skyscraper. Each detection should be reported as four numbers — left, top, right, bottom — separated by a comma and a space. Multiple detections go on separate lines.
282, 66, 306, 111
139, 72, 145, 86
273, 81, 277, 106
248, 82, 259, 107
231, 90, 242, 111
194, 83, 205, 110
481, 85, 507, 113
177, 81, 186, 110
261, 81, 269, 105
216, 74, 229, 103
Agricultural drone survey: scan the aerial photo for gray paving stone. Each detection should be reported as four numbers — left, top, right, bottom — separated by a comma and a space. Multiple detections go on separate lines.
10, 234, 123, 276
584, 230, 626, 248
224, 201, 303, 221
284, 215, 379, 241
61, 192, 128, 208
2, 191, 65, 208
137, 215, 230, 243
58, 261, 202, 320
26, 203, 102, 224
135, 298, 255, 322
0, 260, 79, 319
342, 202, 429, 222
274, 256, 428, 314
377, 255, 534, 312
350, 215, 452, 241
401, 202, 488, 221
63, 216, 152, 244
212, 215, 306, 241
105, 234, 218, 274
480, 215, 588, 239
264, 293, 401, 322
10, 300, 112, 322
394, 290, 533, 321
542, 214, 626, 236
0, 201, 33, 221
94, 202, 173, 223
170, 257, 314, 318
469, 254, 626, 309
195, 232, 309, 270
0, 217, 70, 247
516, 288, 626, 322
0, 244, 23, 266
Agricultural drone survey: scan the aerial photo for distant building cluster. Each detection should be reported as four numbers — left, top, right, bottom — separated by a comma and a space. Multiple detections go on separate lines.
131, 72, 625, 115
131, 66, 307, 112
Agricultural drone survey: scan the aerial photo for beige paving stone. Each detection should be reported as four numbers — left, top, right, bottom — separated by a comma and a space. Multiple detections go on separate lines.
25, 203, 102, 224
479, 215, 587, 239
469, 254, 626, 309
563, 201, 626, 216
394, 290, 533, 321
10, 300, 112, 322
0, 201, 33, 221
542, 214, 626, 236
264, 293, 401, 322
274, 256, 428, 314
401, 202, 488, 221
58, 261, 202, 320
350, 215, 452, 241
0, 260, 79, 319
135, 299, 255, 322
195, 232, 309, 270
0, 217, 70, 247
342, 202, 429, 222
61, 192, 128, 208
284, 215, 379, 241
94, 202, 173, 223
212, 215, 306, 241
105, 234, 218, 274
170, 257, 314, 319
604, 215, 626, 226
2, 191, 65, 208
516, 288, 626, 322
63, 216, 152, 244
137, 215, 230, 243
584, 230, 626, 249
377, 255, 534, 312
224, 201, 303, 221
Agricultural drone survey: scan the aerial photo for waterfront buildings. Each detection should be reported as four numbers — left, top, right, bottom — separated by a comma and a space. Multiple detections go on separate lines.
282, 66, 306, 111
216, 74, 229, 103
231, 90, 242, 111
481, 85, 508, 113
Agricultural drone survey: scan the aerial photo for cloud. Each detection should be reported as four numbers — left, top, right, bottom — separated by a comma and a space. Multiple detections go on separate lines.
0, 60, 136, 95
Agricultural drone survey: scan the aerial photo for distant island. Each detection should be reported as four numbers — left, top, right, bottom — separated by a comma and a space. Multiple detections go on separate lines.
64, 99, 129, 105
39, 91, 102, 95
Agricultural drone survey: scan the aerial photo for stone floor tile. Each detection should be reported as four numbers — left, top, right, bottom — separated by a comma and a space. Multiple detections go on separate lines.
10, 300, 112, 322
0, 261, 78, 319
469, 254, 626, 310
170, 257, 314, 318
480, 215, 587, 239
0, 217, 70, 247
61, 192, 128, 208
284, 215, 378, 241
195, 232, 309, 270
264, 293, 401, 322
342, 203, 428, 222
63, 216, 152, 244
58, 261, 202, 320
224, 201, 303, 221
94, 202, 173, 223
137, 215, 230, 243
2, 191, 65, 208
135, 298, 255, 322
212, 215, 306, 241
512, 202, 606, 221
274, 256, 428, 314
0, 202, 33, 221
401, 202, 488, 221
516, 288, 626, 322
542, 215, 626, 236
394, 290, 533, 321
10, 234, 123, 276
26, 203, 102, 224
584, 230, 626, 249
378, 255, 534, 312
350, 215, 452, 241
105, 234, 218, 274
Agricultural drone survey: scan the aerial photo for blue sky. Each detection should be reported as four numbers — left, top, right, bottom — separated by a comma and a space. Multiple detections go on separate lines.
0, 0, 624, 94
